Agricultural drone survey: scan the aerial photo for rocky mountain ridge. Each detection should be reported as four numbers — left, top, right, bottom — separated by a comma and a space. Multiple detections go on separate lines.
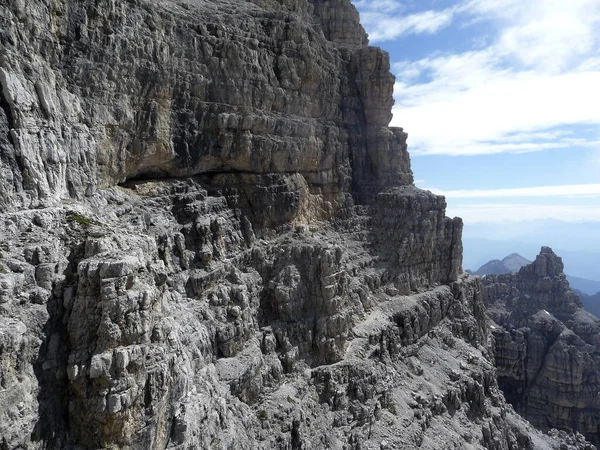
0, 0, 596, 449
482, 247, 600, 447
473, 252, 600, 318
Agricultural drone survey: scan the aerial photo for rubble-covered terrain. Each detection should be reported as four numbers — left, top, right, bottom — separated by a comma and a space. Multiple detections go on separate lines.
0, 0, 597, 449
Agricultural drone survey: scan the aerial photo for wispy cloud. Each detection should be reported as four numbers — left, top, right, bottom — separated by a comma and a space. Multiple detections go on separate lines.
357, 0, 600, 156
392, 57, 600, 155
355, 1, 455, 41
429, 184, 600, 199
463, 0, 600, 72
426, 183, 600, 221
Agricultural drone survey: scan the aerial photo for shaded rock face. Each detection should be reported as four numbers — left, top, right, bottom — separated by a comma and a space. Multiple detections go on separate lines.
483, 247, 600, 446
0, 2, 595, 450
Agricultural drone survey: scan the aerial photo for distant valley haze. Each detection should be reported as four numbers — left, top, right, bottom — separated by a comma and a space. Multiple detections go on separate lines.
462, 219, 600, 288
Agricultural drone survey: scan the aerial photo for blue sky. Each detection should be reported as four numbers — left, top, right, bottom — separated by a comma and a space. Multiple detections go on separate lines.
354, 0, 600, 223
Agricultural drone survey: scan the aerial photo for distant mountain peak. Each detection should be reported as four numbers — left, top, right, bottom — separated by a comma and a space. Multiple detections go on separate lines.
501, 253, 532, 273
504, 252, 524, 259
475, 252, 531, 276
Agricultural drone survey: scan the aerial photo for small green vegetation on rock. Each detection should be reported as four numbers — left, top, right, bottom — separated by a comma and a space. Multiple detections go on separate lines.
256, 410, 268, 421
66, 211, 102, 227
385, 403, 397, 415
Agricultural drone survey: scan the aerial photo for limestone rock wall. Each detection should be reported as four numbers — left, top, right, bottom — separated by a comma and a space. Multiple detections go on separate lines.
0, 1, 595, 449
483, 247, 600, 446
1, 191, 592, 449
0, 0, 411, 213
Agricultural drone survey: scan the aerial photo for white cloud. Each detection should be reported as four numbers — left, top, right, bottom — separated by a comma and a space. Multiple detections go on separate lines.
463, 0, 600, 71
392, 55, 600, 155
355, 2, 455, 42
353, 0, 404, 14
446, 203, 600, 223
428, 184, 600, 199
380, 0, 600, 156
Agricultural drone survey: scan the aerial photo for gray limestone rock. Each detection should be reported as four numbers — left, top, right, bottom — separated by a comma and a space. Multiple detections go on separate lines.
0, 1, 595, 450
0, 0, 412, 214
483, 247, 600, 447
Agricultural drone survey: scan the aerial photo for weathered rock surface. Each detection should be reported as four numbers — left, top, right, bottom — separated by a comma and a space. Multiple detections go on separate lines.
483, 247, 600, 446
1, 197, 593, 450
0, 0, 412, 213
0, 0, 596, 449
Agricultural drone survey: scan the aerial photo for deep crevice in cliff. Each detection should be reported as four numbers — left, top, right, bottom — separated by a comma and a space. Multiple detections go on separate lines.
0, 91, 15, 135
31, 244, 84, 448
118, 169, 305, 187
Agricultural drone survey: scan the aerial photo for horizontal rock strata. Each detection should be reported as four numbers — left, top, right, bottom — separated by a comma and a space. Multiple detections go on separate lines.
0, 0, 411, 213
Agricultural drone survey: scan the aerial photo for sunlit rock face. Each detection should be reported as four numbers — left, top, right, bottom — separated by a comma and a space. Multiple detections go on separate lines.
0, 0, 412, 213
483, 247, 600, 447
0, 1, 595, 449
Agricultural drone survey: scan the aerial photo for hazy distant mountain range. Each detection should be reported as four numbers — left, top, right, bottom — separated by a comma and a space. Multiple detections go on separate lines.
573, 290, 600, 318
566, 275, 600, 296
462, 219, 600, 283
470, 252, 600, 318
472, 253, 531, 276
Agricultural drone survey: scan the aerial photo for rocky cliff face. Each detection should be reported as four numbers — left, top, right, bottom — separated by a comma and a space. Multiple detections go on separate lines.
0, 0, 411, 213
0, 1, 595, 449
482, 247, 600, 446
